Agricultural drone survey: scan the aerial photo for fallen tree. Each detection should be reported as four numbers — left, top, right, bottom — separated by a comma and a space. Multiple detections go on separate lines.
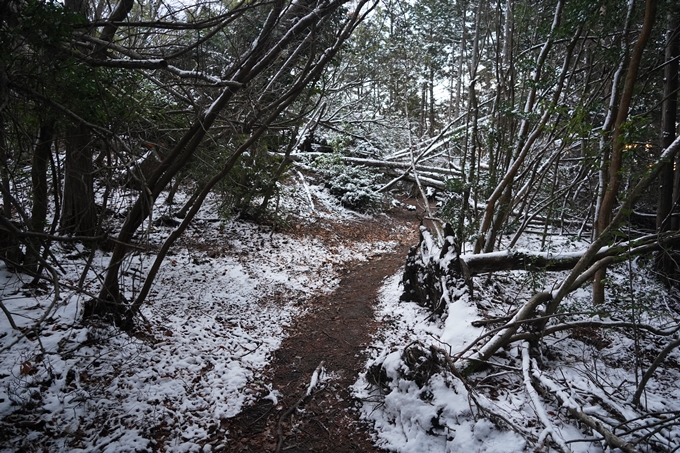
363, 135, 680, 452
282, 151, 453, 190
461, 231, 680, 275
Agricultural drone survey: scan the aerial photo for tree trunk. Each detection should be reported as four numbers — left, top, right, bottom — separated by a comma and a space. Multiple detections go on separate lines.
60, 122, 97, 236
657, 7, 679, 233
0, 117, 22, 268
474, 0, 564, 253
463, 231, 680, 275
594, 0, 657, 305
25, 122, 54, 272
0, 117, 12, 219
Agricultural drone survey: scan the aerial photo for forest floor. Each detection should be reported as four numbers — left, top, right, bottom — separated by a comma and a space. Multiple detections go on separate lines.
219, 205, 419, 453
3, 179, 680, 453
0, 183, 423, 453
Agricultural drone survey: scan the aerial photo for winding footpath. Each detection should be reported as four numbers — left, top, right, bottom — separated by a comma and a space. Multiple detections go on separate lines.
220, 205, 420, 452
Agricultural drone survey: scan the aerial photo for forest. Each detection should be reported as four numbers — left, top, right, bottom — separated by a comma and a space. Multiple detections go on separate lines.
1, 0, 680, 451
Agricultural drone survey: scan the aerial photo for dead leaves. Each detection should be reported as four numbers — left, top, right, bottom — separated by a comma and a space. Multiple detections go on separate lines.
19, 361, 33, 376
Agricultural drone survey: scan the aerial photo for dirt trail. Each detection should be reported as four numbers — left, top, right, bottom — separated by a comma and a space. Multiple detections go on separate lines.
221, 204, 420, 452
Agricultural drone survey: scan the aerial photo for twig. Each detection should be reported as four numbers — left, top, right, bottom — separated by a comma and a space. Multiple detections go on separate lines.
521, 342, 570, 453
296, 170, 316, 214
633, 336, 680, 407
322, 330, 351, 345
531, 360, 642, 453
276, 361, 325, 453
430, 345, 529, 441
0, 298, 19, 330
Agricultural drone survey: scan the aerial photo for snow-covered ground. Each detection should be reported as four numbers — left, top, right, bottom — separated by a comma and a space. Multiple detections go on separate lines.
354, 233, 680, 453
3, 175, 680, 453
0, 183, 402, 452
353, 272, 527, 453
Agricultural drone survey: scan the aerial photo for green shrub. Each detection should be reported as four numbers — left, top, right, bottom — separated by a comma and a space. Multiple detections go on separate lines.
310, 153, 384, 212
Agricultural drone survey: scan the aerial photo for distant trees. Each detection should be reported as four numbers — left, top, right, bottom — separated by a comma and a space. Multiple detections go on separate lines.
317, 0, 680, 304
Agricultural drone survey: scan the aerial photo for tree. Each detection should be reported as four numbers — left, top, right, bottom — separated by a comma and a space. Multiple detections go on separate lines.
656, 5, 679, 235
593, 0, 657, 305
0, 0, 376, 326
87, 0, 376, 325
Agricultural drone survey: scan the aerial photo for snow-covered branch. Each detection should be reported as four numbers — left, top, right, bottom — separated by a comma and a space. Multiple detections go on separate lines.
521, 342, 570, 453
531, 363, 642, 453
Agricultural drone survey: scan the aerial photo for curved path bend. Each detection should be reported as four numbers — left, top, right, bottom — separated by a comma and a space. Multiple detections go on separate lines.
221, 204, 420, 453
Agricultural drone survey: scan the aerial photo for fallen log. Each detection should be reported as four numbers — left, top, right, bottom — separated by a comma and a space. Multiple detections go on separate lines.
461, 231, 680, 275
282, 152, 460, 175
401, 227, 680, 375
279, 152, 456, 191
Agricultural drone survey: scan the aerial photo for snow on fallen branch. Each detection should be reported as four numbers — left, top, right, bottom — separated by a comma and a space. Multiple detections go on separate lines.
286, 152, 461, 176
521, 342, 570, 453
282, 152, 454, 191
276, 361, 326, 453
296, 169, 316, 214
307, 361, 325, 396
530, 359, 642, 453
456, 291, 551, 375
456, 315, 680, 371
461, 230, 680, 275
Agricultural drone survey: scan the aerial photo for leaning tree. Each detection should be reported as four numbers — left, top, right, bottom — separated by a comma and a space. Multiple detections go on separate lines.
0, 0, 377, 327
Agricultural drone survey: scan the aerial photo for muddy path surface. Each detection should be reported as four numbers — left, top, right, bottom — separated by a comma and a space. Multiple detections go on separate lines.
221, 203, 421, 452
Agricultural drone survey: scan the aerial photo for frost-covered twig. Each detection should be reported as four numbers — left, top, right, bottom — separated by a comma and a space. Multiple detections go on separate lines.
508, 319, 680, 344
612, 411, 680, 450
296, 170, 316, 214
521, 342, 570, 453
531, 362, 642, 453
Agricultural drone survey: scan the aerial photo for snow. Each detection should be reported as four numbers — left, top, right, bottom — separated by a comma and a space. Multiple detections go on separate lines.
0, 185, 401, 452
3, 177, 680, 452
353, 273, 528, 453
306, 362, 325, 396
354, 231, 680, 452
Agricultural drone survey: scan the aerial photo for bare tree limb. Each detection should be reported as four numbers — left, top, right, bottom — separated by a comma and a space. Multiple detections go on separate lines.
531, 362, 642, 453
633, 336, 680, 407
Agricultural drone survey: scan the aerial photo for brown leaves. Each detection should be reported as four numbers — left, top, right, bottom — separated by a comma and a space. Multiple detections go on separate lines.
20, 361, 33, 376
